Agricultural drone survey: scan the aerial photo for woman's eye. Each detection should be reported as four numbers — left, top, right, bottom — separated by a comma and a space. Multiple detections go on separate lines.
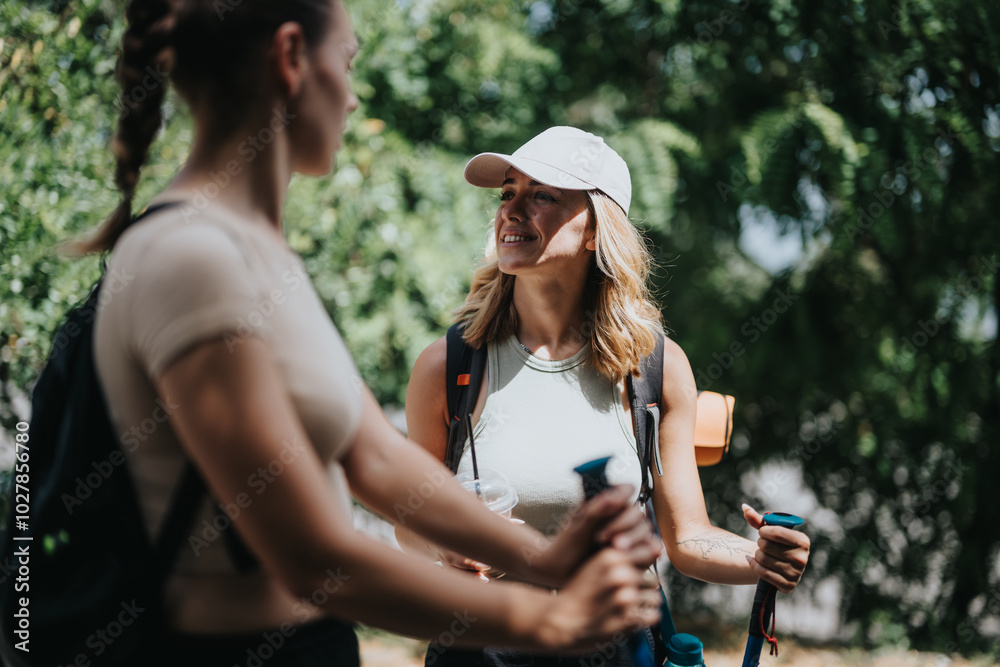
499, 191, 514, 201
535, 192, 555, 202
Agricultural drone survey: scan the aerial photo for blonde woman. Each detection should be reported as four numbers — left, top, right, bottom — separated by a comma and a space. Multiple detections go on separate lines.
401, 126, 811, 666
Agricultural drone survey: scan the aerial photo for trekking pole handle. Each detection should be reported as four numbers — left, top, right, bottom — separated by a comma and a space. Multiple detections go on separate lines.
575, 456, 613, 501
747, 512, 804, 637
573, 457, 656, 667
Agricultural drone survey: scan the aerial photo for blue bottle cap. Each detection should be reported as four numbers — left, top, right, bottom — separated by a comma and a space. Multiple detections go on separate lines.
666, 633, 704, 666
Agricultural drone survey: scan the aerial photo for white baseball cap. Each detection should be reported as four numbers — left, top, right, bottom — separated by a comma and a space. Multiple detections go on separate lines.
464, 126, 632, 215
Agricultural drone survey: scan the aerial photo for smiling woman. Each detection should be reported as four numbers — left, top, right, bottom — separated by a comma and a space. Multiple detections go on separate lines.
496, 168, 594, 264
494, 172, 592, 275
455, 128, 661, 380
400, 126, 811, 667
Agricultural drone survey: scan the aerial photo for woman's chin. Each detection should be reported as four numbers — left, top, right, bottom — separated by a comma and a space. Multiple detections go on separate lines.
497, 260, 526, 276
297, 154, 338, 177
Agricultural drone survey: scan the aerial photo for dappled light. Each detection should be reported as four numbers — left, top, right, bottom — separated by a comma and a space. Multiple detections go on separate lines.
1, 0, 998, 660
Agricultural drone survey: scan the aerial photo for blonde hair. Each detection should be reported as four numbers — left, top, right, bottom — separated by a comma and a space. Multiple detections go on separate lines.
455, 191, 663, 381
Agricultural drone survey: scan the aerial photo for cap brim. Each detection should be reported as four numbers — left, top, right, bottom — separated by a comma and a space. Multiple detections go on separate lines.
464, 153, 595, 192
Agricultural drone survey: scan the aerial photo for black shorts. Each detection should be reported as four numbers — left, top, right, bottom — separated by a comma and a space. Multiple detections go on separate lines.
424, 638, 633, 667
151, 617, 358, 667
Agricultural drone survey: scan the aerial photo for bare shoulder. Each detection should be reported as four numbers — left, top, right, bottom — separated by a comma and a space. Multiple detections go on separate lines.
405, 336, 450, 458
409, 335, 448, 390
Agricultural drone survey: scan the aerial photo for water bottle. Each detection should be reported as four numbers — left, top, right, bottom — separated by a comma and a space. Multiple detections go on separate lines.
665, 633, 705, 667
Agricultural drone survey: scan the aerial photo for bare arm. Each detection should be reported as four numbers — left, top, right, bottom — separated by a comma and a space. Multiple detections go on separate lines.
392, 337, 458, 561
157, 337, 659, 648
402, 336, 451, 463
651, 336, 809, 591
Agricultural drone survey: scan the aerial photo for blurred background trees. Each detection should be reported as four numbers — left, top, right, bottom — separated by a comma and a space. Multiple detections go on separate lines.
1, 0, 997, 657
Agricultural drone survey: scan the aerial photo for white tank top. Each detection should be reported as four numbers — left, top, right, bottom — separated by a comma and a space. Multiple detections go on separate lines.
456, 334, 642, 535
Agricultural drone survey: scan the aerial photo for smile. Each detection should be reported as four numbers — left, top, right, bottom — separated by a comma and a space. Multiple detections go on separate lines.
501, 234, 535, 243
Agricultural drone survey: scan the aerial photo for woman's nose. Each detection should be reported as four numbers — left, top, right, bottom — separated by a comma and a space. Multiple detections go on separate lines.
501, 197, 524, 224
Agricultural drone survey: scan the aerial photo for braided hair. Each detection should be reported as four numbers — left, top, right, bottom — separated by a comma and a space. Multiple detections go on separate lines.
70, 0, 172, 254
74, 0, 334, 254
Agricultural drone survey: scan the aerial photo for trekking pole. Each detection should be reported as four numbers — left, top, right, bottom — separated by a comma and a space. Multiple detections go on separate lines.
574, 457, 657, 667
740, 512, 804, 667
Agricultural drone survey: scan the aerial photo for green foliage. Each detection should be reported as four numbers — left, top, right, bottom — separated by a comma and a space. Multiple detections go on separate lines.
283, 125, 493, 400
0, 0, 197, 421
2, 0, 999, 658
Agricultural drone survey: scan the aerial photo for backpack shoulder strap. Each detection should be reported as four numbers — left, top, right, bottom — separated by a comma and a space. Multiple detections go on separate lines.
444, 322, 487, 473
626, 333, 665, 504
150, 462, 206, 580
117, 200, 209, 572
112, 201, 210, 574
136, 200, 260, 571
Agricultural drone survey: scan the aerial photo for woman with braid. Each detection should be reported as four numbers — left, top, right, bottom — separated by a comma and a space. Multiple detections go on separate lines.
87, 2, 663, 664
399, 127, 812, 666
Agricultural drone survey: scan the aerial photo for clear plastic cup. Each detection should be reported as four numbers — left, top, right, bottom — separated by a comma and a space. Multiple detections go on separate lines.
455, 469, 519, 518
454, 469, 519, 580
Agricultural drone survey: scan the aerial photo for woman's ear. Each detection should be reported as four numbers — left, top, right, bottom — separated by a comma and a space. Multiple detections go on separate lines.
585, 201, 598, 251
272, 22, 309, 97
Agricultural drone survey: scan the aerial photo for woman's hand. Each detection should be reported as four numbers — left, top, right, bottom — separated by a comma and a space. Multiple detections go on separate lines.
533, 485, 662, 587
437, 547, 491, 580
438, 518, 528, 581
537, 547, 661, 652
742, 504, 811, 593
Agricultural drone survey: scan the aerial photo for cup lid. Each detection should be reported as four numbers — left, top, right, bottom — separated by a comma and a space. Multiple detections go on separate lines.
456, 470, 519, 514
666, 633, 704, 665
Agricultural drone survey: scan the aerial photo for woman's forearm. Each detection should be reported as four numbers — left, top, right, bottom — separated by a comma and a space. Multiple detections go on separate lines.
281, 522, 660, 653
393, 521, 444, 561
346, 391, 558, 586
290, 529, 557, 649
668, 526, 758, 585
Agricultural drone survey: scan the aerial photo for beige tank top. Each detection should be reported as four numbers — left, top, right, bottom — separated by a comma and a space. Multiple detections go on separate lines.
456, 335, 641, 536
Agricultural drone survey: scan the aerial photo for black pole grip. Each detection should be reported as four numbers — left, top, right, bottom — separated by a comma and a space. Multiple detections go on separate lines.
746, 513, 803, 637
747, 579, 776, 636
573, 456, 655, 667
574, 457, 612, 501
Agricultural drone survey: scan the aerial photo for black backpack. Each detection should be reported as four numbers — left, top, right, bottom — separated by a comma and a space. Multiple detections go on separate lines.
0, 203, 206, 666
444, 321, 667, 504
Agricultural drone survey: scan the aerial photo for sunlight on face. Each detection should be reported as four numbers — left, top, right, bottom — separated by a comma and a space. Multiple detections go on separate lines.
494, 168, 593, 277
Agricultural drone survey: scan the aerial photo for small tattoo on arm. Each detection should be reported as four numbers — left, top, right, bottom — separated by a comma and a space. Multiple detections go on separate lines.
677, 536, 756, 560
